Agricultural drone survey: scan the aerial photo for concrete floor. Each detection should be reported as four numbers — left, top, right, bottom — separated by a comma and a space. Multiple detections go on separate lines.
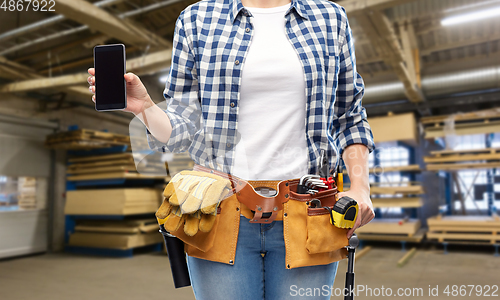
1, 247, 499, 300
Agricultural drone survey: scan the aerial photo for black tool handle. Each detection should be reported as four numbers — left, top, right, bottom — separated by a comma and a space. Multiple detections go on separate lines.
344, 234, 358, 300
344, 272, 355, 300
160, 225, 191, 288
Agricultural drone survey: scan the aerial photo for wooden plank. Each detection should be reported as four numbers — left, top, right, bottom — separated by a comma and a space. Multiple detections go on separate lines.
1, 49, 172, 93
68, 159, 134, 169
357, 228, 426, 243
371, 197, 423, 208
356, 10, 425, 103
367, 113, 418, 144
420, 109, 500, 125
66, 172, 165, 181
424, 120, 500, 139
0, 73, 89, 93
429, 148, 500, 156
426, 162, 500, 171
397, 247, 417, 267
356, 219, 421, 236
427, 215, 500, 227
424, 153, 500, 163
54, 0, 169, 47
75, 219, 158, 234
370, 165, 420, 173
370, 185, 424, 195
429, 226, 500, 234
68, 153, 133, 163
66, 165, 137, 175
355, 246, 372, 261
427, 232, 500, 243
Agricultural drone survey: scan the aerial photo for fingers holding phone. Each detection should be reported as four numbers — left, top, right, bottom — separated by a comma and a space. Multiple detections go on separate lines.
88, 46, 153, 115
87, 69, 96, 102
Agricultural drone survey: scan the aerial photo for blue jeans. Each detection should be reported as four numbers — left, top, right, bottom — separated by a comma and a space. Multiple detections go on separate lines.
187, 215, 339, 299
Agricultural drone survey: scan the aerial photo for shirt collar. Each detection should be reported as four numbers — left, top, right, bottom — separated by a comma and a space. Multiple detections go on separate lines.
228, 0, 310, 24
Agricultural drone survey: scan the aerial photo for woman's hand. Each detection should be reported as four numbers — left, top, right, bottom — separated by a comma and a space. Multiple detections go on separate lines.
337, 188, 374, 239
340, 144, 374, 239
87, 68, 154, 115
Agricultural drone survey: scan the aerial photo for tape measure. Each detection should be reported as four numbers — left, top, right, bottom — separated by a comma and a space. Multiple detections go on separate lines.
330, 196, 358, 229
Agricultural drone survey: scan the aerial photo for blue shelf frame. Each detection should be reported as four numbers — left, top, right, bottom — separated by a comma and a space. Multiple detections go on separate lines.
441, 133, 497, 215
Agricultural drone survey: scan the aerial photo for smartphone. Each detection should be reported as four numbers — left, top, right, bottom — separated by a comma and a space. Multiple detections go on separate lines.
93, 44, 127, 111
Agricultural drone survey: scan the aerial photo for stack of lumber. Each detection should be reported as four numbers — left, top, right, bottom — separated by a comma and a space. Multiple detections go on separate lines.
67, 152, 166, 181
425, 148, 500, 171
370, 182, 424, 208
17, 177, 36, 209
421, 108, 500, 139
65, 188, 161, 215
356, 219, 425, 242
427, 215, 500, 244
46, 129, 130, 149
68, 219, 163, 249
166, 152, 195, 176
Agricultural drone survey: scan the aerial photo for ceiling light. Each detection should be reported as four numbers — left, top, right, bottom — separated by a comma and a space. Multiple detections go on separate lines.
441, 6, 500, 26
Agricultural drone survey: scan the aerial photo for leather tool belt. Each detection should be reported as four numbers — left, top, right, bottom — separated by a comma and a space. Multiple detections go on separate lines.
193, 165, 339, 223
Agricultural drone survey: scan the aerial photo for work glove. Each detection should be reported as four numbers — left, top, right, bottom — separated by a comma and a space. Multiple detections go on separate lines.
155, 171, 232, 236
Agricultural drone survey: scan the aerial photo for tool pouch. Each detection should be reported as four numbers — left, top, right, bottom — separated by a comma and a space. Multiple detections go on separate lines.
305, 206, 349, 254
171, 191, 241, 265
284, 185, 349, 268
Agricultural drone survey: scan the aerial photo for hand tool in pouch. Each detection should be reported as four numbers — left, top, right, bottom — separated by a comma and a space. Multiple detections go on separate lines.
155, 171, 231, 288
158, 224, 191, 288
344, 233, 359, 300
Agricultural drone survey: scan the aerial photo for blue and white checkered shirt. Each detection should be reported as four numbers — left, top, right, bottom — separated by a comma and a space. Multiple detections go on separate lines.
149, 0, 375, 175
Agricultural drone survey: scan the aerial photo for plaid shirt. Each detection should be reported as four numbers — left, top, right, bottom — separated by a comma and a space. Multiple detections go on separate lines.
149, 0, 375, 175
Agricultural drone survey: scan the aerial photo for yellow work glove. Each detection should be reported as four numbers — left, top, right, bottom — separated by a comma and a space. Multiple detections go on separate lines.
155, 170, 232, 236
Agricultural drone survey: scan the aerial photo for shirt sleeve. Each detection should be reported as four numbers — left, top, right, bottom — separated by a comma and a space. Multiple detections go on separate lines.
147, 12, 201, 153
332, 9, 375, 158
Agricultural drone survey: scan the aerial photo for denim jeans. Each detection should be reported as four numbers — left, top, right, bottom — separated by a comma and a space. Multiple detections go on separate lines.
187, 215, 339, 299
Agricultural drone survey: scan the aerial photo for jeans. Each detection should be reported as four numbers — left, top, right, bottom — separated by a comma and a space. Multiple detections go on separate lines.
187, 215, 339, 300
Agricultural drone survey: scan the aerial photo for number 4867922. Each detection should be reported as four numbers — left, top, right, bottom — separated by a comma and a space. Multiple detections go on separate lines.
1, 0, 56, 12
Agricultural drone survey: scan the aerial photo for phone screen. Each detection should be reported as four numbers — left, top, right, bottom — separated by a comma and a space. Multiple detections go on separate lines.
94, 44, 127, 111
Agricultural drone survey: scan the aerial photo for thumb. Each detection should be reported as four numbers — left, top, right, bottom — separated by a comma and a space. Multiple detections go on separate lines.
124, 72, 139, 84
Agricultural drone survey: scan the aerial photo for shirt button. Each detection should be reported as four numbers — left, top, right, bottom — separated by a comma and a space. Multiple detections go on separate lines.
245, 28, 250, 33
230, 102, 235, 107
227, 143, 231, 148
235, 60, 240, 65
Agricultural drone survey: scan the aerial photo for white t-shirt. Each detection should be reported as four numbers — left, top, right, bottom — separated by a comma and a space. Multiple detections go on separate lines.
232, 3, 309, 180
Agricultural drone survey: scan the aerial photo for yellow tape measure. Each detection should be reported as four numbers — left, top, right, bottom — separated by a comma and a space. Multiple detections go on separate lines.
330, 196, 358, 229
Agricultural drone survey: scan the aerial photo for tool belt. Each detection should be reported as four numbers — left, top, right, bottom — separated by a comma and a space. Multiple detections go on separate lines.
193, 165, 338, 223
169, 164, 349, 269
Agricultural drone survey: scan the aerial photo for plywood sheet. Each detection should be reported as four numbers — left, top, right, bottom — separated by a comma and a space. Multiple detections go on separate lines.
370, 185, 424, 195
356, 219, 421, 236
371, 197, 423, 208
367, 113, 417, 144
65, 188, 161, 215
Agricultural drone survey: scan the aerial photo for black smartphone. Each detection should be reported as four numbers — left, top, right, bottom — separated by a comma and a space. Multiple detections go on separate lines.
93, 44, 127, 111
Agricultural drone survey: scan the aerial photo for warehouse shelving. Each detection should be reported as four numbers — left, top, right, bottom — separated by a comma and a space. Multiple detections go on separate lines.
422, 110, 500, 254
51, 127, 167, 257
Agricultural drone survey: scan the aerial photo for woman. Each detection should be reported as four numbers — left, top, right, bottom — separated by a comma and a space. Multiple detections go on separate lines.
88, 0, 375, 298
